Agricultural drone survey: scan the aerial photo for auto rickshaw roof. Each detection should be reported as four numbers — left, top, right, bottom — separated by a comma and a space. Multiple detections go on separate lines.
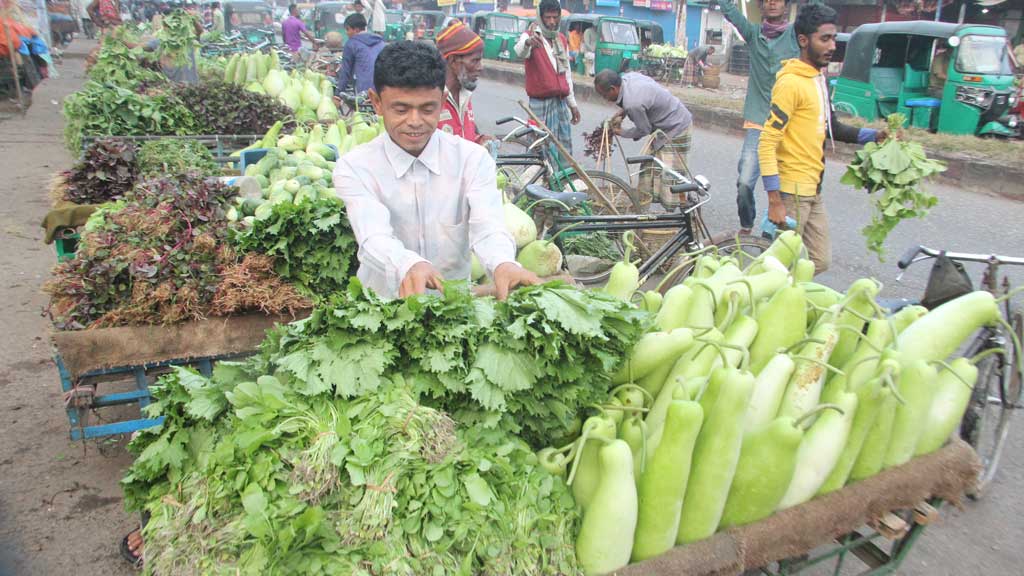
409, 10, 445, 17
316, 1, 353, 8
224, 0, 272, 9
636, 19, 662, 31
840, 20, 1007, 83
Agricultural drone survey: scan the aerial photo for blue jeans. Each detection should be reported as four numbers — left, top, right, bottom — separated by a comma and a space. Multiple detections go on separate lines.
736, 128, 761, 230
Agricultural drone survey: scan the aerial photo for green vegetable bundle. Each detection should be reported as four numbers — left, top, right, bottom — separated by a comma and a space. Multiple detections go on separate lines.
121, 284, 649, 574
173, 81, 293, 137
86, 34, 164, 88
840, 114, 946, 259
231, 197, 357, 297
62, 81, 196, 152
156, 9, 199, 67
59, 138, 138, 205
137, 138, 219, 177
44, 174, 308, 329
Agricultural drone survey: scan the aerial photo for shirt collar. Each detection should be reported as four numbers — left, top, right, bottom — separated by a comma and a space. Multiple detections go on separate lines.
383, 131, 442, 178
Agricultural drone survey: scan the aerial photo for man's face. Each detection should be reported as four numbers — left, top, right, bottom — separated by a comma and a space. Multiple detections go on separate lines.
345, 26, 357, 36
761, 0, 788, 21
541, 10, 560, 31
289, 7, 298, 17
450, 50, 484, 91
597, 84, 620, 104
354, 4, 363, 13
370, 86, 443, 155
800, 23, 837, 69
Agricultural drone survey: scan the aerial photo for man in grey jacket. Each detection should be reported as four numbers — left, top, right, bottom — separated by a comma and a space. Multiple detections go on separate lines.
595, 69, 693, 208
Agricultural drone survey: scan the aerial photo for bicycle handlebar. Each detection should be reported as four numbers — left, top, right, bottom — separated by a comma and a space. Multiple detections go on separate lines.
496, 116, 515, 125
898, 245, 1024, 270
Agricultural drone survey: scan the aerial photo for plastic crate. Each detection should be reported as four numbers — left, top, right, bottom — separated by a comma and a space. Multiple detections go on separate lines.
54, 229, 80, 262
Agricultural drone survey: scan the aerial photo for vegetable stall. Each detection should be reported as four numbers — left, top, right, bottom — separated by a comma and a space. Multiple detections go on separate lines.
40, 20, 1006, 576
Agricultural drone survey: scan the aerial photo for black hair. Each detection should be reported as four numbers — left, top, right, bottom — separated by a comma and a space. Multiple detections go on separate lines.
345, 13, 367, 30
353, 0, 363, 5
594, 69, 621, 91
539, 0, 561, 17
373, 41, 447, 93
288, 3, 298, 13
794, 3, 837, 38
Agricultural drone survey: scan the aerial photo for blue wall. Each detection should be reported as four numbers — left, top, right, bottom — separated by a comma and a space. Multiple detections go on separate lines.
591, 3, 678, 45
685, 5, 702, 50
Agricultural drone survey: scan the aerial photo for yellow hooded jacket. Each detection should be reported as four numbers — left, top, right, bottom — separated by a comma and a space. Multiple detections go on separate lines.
758, 58, 875, 196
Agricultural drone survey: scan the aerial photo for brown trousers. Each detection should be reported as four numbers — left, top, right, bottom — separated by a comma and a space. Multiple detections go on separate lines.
781, 191, 831, 274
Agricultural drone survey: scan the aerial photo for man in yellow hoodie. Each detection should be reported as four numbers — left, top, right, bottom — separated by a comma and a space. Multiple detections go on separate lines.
759, 3, 886, 273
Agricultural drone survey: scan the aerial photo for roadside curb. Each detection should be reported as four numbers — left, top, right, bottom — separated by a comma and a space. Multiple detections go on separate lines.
482, 64, 1024, 201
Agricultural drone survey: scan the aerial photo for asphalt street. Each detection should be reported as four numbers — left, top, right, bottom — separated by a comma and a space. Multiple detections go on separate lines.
473, 77, 1024, 576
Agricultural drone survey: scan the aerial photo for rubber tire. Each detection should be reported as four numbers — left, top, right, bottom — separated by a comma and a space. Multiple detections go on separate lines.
656, 233, 773, 294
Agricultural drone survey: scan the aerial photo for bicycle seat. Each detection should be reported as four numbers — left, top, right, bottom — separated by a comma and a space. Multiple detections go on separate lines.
523, 184, 587, 209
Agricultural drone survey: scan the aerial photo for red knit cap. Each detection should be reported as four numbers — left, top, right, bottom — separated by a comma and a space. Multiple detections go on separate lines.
436, 21, 483, 59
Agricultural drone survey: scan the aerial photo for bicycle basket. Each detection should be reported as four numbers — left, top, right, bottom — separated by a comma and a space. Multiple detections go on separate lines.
921, 252, 974, 310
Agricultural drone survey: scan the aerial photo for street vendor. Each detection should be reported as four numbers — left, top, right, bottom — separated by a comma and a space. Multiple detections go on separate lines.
333, 41, 539, 299
435, 20, 491, 146
594, 69, 693, 209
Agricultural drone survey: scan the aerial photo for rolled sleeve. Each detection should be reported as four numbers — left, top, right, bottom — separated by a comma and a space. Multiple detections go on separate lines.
466, 154, 517, 276
333, 160, 427, 293
514, 32, 532, 58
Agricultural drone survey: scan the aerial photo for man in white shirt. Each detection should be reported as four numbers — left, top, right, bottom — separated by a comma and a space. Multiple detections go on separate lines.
333, 41, 539, 299
513, 0, 580, 159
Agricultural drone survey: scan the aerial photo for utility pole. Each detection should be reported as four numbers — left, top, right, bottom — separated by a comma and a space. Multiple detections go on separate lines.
675, 0, 686, 46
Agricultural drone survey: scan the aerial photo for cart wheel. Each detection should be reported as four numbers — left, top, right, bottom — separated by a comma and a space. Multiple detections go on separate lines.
657, 233, 772, 294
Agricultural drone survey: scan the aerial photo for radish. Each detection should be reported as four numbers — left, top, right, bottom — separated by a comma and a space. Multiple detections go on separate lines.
516, 223, 582, 277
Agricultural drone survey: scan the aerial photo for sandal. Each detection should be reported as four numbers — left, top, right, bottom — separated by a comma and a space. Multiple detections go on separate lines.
120, 530, 143, 570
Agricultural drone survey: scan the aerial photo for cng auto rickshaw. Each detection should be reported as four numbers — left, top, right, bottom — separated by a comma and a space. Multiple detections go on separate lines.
384, 9, 407, 42
473, 11, 521, 61
224, 0, 275, 44
313, 1, 353, 40
407, 10, 445, 42
637, 20, 663, 51
560, 14, 641, 76
832, 21, 1017, 136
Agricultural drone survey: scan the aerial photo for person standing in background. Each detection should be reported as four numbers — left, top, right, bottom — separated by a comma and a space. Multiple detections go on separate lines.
281, 3, 318, 55
435, 20, 490, 146
513, 0, 580, 159
716, 0, 800, 235
212, 1, 224, 33
335, 13, 385, 94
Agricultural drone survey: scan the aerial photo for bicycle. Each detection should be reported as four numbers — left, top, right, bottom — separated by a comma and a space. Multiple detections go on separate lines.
526, 155, 771, 287
895, 245, 1024, 495
494, 116, 639, 215
335, 90, 376, 118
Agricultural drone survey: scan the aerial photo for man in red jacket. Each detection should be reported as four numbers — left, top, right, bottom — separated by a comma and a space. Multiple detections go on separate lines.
514, 0, 580, 159
435, 20, 489, 146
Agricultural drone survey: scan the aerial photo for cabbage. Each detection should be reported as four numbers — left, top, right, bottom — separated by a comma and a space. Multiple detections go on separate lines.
517, 239, 562, 277
301, 81, 322, 109
317, 95, 339, 121
263, 70, 286, 97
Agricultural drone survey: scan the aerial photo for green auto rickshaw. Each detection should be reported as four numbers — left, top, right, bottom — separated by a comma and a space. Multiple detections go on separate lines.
637, 20, 663, 51
384, 9, 407, 42
832, 21, 1017, 136
472, 11, 522, 61
223, 0, 275, 44
407, 10, 445, 42
312, 1, 352, 40
560, 14, 641, 76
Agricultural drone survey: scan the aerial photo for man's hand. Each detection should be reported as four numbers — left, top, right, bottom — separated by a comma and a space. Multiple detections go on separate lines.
570, 106, 581, 125
875, 129, 893, 143
399, 262, 445, 298
492, 262, 540, 300
527, 28, 542, 49
476, 134, 494, 145
767, 191, 788, 226
610, 124, 623, 136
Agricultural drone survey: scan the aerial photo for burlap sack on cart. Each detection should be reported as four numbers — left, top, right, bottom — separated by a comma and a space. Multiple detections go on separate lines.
620, 438, 981, 576
52, 312, 309, 380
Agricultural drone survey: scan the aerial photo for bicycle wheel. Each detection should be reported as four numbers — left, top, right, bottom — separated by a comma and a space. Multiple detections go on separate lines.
558, 170, 644, 286
656, 234, 773, 294
960, 308, 1021, 496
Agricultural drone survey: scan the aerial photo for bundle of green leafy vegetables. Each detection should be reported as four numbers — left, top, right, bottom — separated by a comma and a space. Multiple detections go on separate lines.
254, 280, 648, 446
156, 9, 200, 67
122, 363, 580, 575
62, 81, 196, 152
137, 138, 219, 177
840, 113, 946, 259
173, 81, 293, 136
60, 138, 138, 205
45, 174, 308, 329
231, 196, 357, 297
122, 281, 644, 574
86, 34, 164, 88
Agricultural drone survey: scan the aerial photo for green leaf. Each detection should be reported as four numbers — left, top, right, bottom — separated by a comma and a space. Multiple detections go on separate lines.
463, 473, 492, 506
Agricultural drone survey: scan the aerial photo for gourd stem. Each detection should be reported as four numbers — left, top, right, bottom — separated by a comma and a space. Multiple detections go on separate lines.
970, 347, 1006, 366
790, 355, 846, 377
692, 282, 719, 312
883, 373, 907, 406
565, 427, 590, 487
609, 383, 656, 409
784, 338, 826, 354
834, 325, 882, 352
995, 285, 1024, 303
931, 360, 975, 390
794, 403, 844, 430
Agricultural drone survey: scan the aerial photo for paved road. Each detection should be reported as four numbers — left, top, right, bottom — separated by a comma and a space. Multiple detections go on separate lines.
473, 78, 1024, 576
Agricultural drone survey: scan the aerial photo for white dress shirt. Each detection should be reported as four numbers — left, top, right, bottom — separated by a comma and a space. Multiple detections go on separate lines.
333, 130, 517, 298
514, 30, 578, 108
